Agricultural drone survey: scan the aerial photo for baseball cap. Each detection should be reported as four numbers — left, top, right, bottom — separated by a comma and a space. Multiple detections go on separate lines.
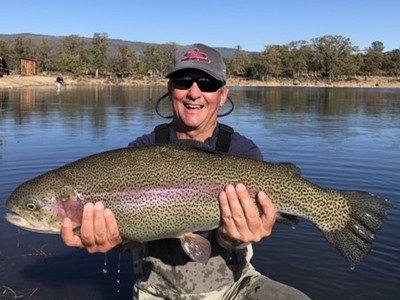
166, 43, 227, 82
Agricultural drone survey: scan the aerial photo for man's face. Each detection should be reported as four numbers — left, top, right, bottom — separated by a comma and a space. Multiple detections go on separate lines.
169, 70, 229, 132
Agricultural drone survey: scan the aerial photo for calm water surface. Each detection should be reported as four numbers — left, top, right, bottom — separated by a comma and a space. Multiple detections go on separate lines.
1, 86, 399, 300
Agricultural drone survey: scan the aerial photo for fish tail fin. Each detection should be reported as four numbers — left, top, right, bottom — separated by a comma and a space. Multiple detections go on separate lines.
323, 191, 392, 266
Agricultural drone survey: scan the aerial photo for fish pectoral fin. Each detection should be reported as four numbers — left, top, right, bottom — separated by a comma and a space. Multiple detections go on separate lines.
276, 212, 299, 229
180, 233, 211, 264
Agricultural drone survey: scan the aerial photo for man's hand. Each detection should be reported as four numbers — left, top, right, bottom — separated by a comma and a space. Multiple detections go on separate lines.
61, 202, 122, 253
217, 183, 276, 249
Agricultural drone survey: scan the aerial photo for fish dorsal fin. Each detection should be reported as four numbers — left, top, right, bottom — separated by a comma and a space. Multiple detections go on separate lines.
169, 140, 217, 154
180, 232, 212, 264
278, 162, 301, 175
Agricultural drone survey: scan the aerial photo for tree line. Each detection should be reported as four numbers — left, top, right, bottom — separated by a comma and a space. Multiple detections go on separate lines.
0, 33, 399, 81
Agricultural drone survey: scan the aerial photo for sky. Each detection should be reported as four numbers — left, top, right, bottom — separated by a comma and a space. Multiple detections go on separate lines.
2, 0, 399, 52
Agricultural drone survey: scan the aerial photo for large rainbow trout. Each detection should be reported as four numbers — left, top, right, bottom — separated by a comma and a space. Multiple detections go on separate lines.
5, 142, 392, 265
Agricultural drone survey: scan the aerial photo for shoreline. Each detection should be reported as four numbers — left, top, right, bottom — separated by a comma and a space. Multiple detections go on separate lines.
1, 74, 400, 89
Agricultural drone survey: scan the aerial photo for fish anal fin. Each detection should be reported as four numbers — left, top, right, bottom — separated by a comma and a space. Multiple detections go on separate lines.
180, 233, 211, 264
276, 212, 299, 229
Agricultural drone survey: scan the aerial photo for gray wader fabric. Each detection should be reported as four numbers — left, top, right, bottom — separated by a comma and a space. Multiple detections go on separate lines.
133, 266, 311, 300
132, 240, 311, 300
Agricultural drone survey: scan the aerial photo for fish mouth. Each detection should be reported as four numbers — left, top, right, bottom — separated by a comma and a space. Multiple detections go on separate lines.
4, 212, 59, 234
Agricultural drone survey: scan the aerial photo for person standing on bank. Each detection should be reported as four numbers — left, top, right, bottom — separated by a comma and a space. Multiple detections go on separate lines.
61, 43, 310, 299
56, 73, 64, 92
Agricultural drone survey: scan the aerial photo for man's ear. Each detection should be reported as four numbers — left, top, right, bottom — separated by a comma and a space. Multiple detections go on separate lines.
167, 80, 173, 98
220, 85, 229, 107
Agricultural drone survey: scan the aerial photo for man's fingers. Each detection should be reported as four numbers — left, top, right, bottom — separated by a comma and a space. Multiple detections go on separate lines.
60, 202, 122, 253
225, 184, 247, 224
219, 187, 241, 238
235, 184, 260, 228
93, 202, 107, 246
219, 184, 277, 243
257, 191, 276, 236
61, 217, 83, 248
220, 184, 258, 240
104, 208, 122, 244
79, 202, 96, 246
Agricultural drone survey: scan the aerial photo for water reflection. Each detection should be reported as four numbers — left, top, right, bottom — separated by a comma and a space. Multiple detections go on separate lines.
0, 86, 399, 300
229, 87, 400, 117
2, 87, 399, 123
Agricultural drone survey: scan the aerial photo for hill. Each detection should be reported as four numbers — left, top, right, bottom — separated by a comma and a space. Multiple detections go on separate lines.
0, 33, 241, 58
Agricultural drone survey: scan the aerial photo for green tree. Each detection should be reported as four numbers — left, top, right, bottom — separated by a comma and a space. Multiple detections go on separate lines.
10, 36, 36, 72
229, 45, 249, 77
383, 49, 400, 76
0, 38, 12, 72
262, 45, 284, 79
36, 38, 53, 73
109, 44, 138, 76
361, 41, 385, 76
91, 32, 110, 77
142, 43, 178, 77
12, 36, 35, 58
286, 41, 311, 78
311, 35, 358, 80
54, 35, 89, 73
247, 52, 268, 80
0, 38, 11, 57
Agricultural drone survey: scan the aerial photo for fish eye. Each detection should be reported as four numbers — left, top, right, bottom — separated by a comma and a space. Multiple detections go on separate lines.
26, 203, 36, 210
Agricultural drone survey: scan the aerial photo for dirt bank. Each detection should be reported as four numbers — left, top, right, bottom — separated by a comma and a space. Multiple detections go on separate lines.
1, 75, 400, 89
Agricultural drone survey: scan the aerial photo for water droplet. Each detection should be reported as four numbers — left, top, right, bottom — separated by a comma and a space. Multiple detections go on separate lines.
116, 252, 121, 294
102, 253, 108, 274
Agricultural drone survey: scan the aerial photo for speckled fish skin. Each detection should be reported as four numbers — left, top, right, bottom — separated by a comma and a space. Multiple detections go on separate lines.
5, 142, 392, 265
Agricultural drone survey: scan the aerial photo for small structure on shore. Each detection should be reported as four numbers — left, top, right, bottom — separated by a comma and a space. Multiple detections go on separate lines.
20, 58, 38, 76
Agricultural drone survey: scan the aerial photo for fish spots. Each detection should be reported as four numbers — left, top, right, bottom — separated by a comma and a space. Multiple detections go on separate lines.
5, 143, 392, 266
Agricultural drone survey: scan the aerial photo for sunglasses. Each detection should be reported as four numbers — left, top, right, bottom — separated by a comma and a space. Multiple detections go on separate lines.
171, 76, 225, 93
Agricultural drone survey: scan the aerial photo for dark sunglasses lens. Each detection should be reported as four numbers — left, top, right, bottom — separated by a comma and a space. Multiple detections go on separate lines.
197, 78, 223, 92
171, 78, 194, 90
172, 77, 223, 92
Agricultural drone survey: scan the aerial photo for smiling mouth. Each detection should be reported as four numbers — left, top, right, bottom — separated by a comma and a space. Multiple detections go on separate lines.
185, 104, 204, 110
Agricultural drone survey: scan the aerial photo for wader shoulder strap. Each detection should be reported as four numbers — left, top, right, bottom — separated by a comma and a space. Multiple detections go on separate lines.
154, 123, 169, 144
216, 123, 233, 153
154, 123, 233, 153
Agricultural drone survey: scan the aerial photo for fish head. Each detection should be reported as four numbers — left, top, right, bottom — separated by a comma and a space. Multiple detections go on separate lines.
5, 174, 83, 235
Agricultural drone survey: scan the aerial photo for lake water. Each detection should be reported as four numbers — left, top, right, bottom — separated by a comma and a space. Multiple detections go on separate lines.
0, 85, 399, 300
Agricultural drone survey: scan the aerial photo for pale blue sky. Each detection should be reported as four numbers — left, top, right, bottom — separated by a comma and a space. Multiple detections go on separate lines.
2, 0, 399, 52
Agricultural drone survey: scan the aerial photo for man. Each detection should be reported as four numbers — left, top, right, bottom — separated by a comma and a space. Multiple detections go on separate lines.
56, 73, 64, 92
61, 43, 310, 299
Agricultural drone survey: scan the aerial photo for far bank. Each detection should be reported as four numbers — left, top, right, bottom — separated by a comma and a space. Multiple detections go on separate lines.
1, 75, 400, 89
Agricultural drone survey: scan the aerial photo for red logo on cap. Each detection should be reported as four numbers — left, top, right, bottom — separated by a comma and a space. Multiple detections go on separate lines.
181, 48, 210, 63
